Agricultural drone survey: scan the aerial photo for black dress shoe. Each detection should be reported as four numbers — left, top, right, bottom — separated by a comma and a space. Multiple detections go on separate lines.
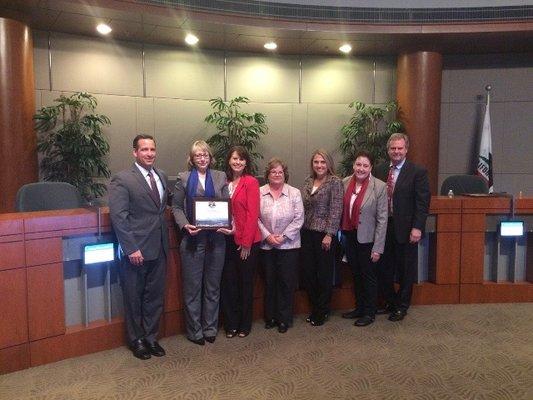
388, 309, 407, 322
354, 316, 375, 327
237, 330, 250, 338
204, 336, 216, 343
341, 309, 364, 319
187, 337, 205, 346
310, 313, 328, 326
129, 339, 151, 360
376, 304, 394, 315
277, 322, 288, 333
145, 340, 166, 357
264, 319, 277, 329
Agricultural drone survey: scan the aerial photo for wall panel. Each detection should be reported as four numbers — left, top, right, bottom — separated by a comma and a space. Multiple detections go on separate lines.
27, 263, 65, 341
50, 33, 143, 96
33, 30, 50, 90
290, 104, 310, 186
145, 45, 224, 100
153, 98, 213, 177
307, 103, 352, 169
242, 102, 294, 179
375, 56, 396, 104
439, 54, 532, 196
94, 94, 138, 174
302, 57, 374, 104
227, 53, 299, 103
0, 269, 28, 348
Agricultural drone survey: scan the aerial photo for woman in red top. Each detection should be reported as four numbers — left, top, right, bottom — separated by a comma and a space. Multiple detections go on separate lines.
219, 146, 261, 338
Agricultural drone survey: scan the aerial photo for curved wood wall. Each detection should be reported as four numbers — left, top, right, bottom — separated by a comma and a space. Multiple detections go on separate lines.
396, 51, 442, 194
0, 18, 37, 213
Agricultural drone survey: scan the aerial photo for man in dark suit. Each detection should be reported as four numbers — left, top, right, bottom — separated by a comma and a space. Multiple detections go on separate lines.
374, 133, 430, 321
109, 134, 169, 359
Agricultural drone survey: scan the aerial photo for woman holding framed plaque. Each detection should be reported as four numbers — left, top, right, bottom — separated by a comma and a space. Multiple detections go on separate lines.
172, 140, 228, 345
219, 146, 261, 338
258, 158, 304, 334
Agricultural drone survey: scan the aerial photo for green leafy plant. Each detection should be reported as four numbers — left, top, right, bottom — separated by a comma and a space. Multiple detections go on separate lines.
339, 100, 403, 177
34, 92, 111, 201
205, 96, 267, 174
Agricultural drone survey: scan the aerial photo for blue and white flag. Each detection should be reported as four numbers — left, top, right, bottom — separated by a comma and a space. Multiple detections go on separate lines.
476, 102, 494, 193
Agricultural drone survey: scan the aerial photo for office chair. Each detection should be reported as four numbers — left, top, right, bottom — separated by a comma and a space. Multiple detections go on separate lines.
15, 182, 85, 211
440, 175, 489, 196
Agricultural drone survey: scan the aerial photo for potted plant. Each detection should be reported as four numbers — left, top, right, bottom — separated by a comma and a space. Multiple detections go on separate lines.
34, 92, 111, 202
339, 100, 403, 177
205, 96, 267, 174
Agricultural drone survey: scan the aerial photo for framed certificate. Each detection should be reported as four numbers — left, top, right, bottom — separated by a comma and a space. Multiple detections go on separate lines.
192, 198, 232, 229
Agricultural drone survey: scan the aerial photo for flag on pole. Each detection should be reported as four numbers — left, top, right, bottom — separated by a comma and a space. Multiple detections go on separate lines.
476, 101, 494, 193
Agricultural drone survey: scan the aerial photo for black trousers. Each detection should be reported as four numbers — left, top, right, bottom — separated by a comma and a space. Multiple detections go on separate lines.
221, 238, 260, 332
378, 218, 418, 312
118, 249, 166, 345
262, 248, 299, 326
301, 228, 336, 318
343, 231, 377, 317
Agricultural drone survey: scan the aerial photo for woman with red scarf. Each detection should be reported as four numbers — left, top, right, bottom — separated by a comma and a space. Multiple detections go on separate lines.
341, 150, 388, 327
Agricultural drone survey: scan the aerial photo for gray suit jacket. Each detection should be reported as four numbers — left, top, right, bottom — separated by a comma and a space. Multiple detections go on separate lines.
109, 163, 169, 260
172, 169, 229, 229
342, 175, 388, 254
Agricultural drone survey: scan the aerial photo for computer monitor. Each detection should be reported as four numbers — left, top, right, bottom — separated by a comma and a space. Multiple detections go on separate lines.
83, 242, 115, 265
499, 221, 524, 237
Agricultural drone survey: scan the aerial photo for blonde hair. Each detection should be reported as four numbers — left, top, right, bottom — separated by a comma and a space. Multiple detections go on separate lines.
309, 149, 336, 177
186, 140, 215, 170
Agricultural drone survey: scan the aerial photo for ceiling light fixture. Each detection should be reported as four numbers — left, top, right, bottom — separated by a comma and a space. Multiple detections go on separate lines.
185, 33, 199, 45
339, 44, 352, 54
96, 23, 112, 35
264, 42, 277, 50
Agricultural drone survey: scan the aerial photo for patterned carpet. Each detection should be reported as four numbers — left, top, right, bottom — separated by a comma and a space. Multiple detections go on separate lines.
1, 303, 532, 400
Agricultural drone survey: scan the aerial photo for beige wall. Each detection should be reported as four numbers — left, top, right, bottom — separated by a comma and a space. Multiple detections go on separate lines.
33, 31, 396, 192
34, 32, 533, 197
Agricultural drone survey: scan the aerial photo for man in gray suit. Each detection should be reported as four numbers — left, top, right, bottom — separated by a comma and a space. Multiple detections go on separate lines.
109, 134, 169, 359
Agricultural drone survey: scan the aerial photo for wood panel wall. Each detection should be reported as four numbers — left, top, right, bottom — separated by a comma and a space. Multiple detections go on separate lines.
0, 18, 37, 213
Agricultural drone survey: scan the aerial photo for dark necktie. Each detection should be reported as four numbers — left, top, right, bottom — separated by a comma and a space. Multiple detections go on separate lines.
387, 165, 395, 214
147, 171, 161, 207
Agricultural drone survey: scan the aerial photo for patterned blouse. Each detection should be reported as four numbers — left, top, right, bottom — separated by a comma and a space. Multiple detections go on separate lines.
258, 184, 304, 250
301, 174, 343, 236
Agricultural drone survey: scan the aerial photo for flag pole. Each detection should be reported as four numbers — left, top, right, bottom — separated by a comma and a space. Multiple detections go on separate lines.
485, 84, 491, 106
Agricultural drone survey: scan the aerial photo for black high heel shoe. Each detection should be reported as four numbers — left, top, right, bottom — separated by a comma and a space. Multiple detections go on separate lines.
225, 329, 238, 338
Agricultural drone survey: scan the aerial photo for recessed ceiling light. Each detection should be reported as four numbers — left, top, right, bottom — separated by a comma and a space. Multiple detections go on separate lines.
96, 23, 112, 35
185, 33, 199, 45
264, 42, 277, 50
339, 44, 352, 54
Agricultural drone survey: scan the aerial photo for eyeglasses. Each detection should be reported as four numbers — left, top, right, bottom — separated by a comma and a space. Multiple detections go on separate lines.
269, 170, 284, 176
193, 153, 210, 159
